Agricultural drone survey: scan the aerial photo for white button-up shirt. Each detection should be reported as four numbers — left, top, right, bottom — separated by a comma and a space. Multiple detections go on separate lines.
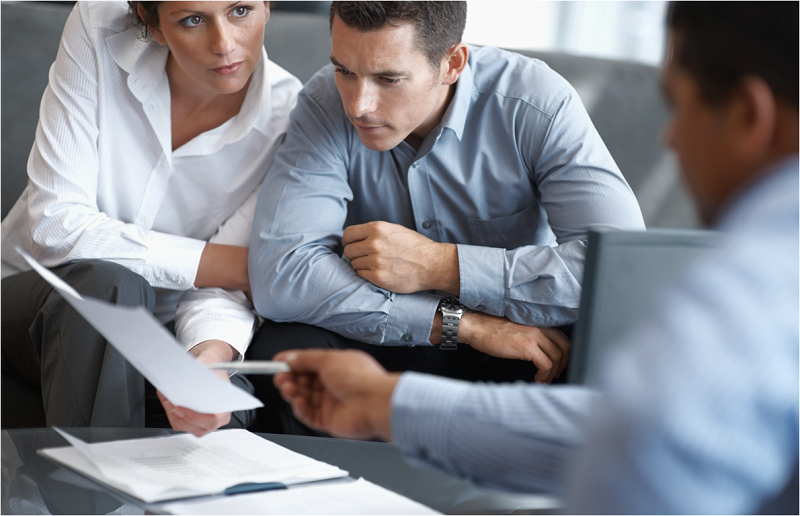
1, 1, 302, 356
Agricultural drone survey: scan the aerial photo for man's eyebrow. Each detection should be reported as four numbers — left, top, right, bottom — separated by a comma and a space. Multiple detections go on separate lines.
329, 56, 409, 77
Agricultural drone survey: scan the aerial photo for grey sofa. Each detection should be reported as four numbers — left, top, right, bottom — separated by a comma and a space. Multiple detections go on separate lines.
1, 1, 696, 428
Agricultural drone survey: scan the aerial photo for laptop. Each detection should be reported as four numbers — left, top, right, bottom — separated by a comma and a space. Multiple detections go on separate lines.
567, 227, 718, 385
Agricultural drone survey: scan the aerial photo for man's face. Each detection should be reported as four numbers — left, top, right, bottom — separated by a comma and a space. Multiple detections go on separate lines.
660, 33, 744, 225
330, 15, 452, 151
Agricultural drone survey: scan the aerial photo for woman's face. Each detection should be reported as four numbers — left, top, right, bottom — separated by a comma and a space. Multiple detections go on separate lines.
147, 2, 269, 96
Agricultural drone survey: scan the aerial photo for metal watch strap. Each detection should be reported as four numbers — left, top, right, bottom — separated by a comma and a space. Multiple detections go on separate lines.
439, 297, 466, 350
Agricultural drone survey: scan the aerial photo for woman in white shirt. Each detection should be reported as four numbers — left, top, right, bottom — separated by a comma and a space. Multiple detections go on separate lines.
0, 1, 301, 436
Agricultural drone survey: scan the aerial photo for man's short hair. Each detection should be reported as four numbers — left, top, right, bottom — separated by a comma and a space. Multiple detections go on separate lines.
329, 1, 467, 71
667, 1, 798, 109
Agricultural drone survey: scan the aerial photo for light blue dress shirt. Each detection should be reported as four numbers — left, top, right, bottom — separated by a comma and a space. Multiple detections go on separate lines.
392, 156, 799, 513
250, 45, 644, 346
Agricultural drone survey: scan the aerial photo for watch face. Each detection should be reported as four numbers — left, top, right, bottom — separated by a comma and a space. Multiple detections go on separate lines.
440, 298, 466, 314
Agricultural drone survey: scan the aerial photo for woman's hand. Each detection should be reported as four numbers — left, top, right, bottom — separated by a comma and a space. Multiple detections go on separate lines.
157, 340, 237, 437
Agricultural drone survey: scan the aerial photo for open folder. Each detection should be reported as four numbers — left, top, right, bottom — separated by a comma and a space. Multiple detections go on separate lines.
39, 428, 349, 504
17, 248, 262, 414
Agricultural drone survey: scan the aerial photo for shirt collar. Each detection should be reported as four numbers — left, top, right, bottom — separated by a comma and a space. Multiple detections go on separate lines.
716, 153, 800, 231
105, 27, 169, 104
440, 55, 474, 142
189, 47, 269, 154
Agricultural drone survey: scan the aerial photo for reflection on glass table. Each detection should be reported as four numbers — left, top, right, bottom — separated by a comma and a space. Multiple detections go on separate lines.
2, 428, 561, 515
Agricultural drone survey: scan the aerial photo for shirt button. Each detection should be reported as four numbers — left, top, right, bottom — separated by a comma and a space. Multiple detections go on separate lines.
175, 277, 184, 285
476, 304, 486, 311
401, 333, 412, 342
411, 161, 420, 169
157, 273, 165, 281
421, 220, 432, 230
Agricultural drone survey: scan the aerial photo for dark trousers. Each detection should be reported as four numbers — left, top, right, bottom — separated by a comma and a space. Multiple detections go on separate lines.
246, 320, 541, 436
2, 259, 254, 429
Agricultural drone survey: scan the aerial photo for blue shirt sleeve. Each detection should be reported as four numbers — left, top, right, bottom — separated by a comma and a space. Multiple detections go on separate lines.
392, 372, 596, 495
457, 82, 645, 326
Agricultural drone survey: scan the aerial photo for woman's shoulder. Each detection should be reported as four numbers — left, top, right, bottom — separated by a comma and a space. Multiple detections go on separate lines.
264, 58, 303, 118
74, 1, 132, 39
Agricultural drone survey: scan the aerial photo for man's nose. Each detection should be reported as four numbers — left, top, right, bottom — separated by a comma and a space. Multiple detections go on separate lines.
350, 81, 376, 118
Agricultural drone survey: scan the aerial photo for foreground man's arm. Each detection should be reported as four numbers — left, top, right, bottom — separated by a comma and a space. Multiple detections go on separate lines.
273, 348, 595, 494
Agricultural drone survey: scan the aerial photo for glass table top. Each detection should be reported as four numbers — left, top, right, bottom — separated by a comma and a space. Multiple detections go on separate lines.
2, 427, 561, 515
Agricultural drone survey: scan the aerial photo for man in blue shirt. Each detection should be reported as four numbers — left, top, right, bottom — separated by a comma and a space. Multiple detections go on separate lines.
248, 2, 643, 433
272, 2, 799, 512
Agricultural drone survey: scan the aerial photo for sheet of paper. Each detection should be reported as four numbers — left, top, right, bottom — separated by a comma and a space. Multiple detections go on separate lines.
18, 249, 262, 413
160, 477, 440, 515
40, 429, 349, 503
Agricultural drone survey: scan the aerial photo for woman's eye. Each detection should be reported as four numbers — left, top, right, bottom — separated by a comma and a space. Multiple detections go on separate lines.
181, 15, 203, 27
233, 6, 251, 17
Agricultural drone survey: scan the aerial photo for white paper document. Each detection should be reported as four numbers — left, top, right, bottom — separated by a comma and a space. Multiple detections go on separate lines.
18, 248, 261, 413
39, 429, 349, 504
160, 477, 440, 515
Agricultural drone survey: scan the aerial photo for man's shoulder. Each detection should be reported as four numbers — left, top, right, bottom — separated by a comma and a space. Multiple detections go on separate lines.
298, 64, 345, 111
468, 45, 574, 117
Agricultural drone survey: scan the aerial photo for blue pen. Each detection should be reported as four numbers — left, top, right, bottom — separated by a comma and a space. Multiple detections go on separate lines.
223, 482, 287, 495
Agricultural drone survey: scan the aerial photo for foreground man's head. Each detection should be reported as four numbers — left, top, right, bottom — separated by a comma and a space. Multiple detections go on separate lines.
662, 1, 798, 225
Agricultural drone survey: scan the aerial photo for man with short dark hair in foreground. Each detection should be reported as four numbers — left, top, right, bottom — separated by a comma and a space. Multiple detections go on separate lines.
273, 2, 799, 512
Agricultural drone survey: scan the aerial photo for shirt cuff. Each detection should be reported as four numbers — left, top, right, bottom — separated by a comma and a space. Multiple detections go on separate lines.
457, 244, 506, 316
180, 316, 256, 359
383, 292, 441, 345
392, 372, 471, 469
145, 231, 206, 290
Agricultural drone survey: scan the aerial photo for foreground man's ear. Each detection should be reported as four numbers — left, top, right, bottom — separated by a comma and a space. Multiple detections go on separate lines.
729, 75, 799, 179
731, 75, 777, 165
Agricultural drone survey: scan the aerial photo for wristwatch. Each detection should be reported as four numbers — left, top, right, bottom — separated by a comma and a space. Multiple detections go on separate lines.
438, 297, 467, 350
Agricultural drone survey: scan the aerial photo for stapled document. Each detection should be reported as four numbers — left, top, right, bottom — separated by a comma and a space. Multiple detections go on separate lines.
39, 428, 349, 504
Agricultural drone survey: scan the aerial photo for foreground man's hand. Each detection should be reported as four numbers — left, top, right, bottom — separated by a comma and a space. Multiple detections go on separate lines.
157, 340, 235, 437
273, 349, 400, 441
342, 221, 459, 295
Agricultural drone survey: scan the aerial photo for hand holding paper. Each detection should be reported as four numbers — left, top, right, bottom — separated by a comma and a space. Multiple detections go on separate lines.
17, 248, 262, 415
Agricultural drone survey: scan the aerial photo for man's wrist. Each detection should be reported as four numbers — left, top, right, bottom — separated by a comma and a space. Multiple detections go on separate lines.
368, 373, 401, 442
429, 243, 460, 295
456, 310, 496, 348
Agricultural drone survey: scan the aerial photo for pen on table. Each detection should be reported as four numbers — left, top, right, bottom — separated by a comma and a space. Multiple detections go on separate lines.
206, 360, 290, 375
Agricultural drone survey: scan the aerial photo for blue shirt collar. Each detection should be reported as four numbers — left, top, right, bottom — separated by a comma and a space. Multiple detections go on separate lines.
440, 56, 473, 142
